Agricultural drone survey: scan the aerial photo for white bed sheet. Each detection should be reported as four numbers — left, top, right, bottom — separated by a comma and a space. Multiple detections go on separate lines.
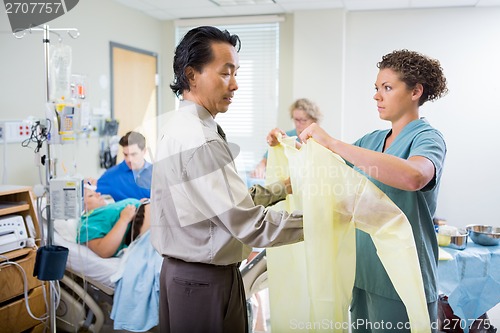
52, 228, 120, 290
37, 195, 120, 293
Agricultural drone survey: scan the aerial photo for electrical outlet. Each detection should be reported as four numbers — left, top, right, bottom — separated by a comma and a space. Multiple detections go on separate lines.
1, 121, 32, 143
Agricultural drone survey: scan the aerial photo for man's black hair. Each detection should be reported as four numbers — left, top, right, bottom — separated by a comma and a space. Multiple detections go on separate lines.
170, 26, 241, 97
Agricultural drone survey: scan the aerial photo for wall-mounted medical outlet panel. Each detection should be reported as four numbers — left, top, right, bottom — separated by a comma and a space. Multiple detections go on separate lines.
0, 121, 31, 143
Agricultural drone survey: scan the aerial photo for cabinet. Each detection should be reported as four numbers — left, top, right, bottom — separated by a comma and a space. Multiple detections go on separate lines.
0, 185, 45, 333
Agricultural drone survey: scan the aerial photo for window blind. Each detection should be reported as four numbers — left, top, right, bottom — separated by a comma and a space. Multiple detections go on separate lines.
175, 22, 280, 175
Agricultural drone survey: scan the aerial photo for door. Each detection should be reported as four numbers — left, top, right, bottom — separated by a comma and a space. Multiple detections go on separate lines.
110, 42, 158, 163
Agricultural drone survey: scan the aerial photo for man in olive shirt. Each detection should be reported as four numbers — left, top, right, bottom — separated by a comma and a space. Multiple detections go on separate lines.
151, 26, 304, 333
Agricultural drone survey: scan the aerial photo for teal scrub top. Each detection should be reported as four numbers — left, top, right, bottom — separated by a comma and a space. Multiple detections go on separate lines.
352, 118, 446, 303
79, 198, 141, 256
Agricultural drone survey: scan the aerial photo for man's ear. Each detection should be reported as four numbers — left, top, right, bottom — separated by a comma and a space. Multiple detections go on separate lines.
185, 66, 196, 86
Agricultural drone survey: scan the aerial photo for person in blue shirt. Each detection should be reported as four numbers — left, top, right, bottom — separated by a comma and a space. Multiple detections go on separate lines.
250, 98, 323, 179
95, 131, 152, 201
271, 49, 448, 332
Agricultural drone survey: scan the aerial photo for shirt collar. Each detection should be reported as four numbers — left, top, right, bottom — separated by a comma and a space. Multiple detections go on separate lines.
179, 100, 218, 133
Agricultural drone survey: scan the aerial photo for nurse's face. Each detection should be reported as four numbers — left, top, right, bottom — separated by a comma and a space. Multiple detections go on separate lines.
373, 68, 416, 122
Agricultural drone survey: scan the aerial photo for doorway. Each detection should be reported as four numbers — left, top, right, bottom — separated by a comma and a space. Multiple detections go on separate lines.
110, 42, 158, 163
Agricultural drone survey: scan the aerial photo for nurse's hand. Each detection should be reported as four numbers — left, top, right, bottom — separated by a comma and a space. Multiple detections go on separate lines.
266, 128, 286, 147
299, 123, 335, 150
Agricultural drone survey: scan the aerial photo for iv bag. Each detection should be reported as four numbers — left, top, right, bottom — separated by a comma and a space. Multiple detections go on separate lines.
49, 44, 72, 102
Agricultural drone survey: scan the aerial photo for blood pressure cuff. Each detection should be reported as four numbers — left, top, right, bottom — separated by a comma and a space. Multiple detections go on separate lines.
33, 245, 68, 281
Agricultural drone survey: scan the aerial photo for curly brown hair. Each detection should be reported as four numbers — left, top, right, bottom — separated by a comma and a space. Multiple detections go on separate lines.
377, 49, 448, 106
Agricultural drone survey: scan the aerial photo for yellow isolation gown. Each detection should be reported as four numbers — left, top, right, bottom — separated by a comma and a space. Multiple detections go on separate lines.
265, 138, 430, 333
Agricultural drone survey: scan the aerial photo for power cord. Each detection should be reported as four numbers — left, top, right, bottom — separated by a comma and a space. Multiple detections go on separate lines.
0, 254, 51, 322
21, 119, 50, 153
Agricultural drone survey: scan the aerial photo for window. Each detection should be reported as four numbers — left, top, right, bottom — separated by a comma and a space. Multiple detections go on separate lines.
175, 18, 280, 176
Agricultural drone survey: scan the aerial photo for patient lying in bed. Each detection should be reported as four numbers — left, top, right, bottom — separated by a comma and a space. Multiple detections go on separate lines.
61, 187, 162, 331
79, 188, 150, 258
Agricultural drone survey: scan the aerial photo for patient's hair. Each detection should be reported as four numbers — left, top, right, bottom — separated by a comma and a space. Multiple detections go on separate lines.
289, 98, 323, 124
119, 131, 146, 150
377, 49, 448, 106
124, 202, 148, 246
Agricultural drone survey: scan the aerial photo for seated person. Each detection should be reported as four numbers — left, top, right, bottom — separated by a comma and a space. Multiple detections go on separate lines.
79, 187, 150, 258
251, 98, 323, 178
91, 131, 152, 201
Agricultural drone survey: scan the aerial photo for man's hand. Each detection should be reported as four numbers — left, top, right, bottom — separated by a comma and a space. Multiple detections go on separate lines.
266, 128, 286, 147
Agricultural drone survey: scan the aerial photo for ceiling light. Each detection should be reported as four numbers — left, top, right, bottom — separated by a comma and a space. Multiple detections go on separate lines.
210, 0, 276, 6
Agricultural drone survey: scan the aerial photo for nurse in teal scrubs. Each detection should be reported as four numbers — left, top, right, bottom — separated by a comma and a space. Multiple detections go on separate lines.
278, 50, 448, 332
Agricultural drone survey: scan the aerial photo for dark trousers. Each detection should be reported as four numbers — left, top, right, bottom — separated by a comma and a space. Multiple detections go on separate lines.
159, 257, 248, 333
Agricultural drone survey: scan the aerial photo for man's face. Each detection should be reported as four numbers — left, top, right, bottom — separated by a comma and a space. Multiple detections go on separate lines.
187, 42, 240, 117
123, 144, 146, 171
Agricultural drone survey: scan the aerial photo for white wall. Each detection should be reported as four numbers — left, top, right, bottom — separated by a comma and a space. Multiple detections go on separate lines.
345, 7, 500, 228
0, 0, 165, 185
282, 10, 345, 137
290, 7, 500, 229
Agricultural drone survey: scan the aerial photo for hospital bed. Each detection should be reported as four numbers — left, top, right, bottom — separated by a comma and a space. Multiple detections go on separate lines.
241, 249, 268, 301
51, 225, 120, 332
48, 220, 268, 333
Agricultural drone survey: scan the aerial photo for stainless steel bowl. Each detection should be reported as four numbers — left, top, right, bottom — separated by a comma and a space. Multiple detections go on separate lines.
437, 228, 468, 250
466, 225, 500, 246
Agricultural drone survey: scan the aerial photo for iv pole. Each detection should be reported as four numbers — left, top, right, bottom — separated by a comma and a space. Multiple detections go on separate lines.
15, 24, 79, 333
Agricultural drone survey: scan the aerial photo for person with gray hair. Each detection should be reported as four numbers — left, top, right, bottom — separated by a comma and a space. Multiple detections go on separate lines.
251, 97, 323, 179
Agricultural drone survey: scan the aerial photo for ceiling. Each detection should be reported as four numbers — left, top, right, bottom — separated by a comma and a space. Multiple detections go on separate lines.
113, 0, 500, 21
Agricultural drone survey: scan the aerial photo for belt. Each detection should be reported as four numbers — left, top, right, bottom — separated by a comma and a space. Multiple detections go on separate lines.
165, 256, 240, 268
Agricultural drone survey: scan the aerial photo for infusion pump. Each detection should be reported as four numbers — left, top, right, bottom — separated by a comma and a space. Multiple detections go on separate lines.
49, 177, 84, 220
0, 215, 28, 255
